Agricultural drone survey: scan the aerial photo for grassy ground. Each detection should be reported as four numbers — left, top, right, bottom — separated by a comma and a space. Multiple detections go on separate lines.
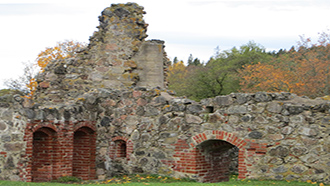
0, 175, 327, 186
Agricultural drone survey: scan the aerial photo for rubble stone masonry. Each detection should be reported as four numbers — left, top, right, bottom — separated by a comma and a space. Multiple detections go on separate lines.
1, 2, 330, 184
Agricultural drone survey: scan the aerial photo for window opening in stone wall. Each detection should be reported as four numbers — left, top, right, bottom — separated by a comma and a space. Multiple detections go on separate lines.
32, 127, 58, 182
115, 140, 127, 158
205, 106, 214, 113
196, 139, 238, 183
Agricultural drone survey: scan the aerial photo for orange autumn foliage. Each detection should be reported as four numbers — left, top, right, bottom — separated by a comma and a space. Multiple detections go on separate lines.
37, 40, 86, 72
239, 61, 301, 93
24, 78, 38, 99
239, 35, 330, 98
25, 41, 86, 99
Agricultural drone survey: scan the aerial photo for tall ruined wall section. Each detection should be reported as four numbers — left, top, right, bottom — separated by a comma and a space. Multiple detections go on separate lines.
34, 3, 169, 106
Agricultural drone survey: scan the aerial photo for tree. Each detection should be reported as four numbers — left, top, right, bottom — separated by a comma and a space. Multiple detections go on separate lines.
172, 57, 179, 64
37, 40, 86, 71
5, 40, 86, 99
168, 61, 189, 95
187, 54, 193, 66
187, 54, 202, 66
193, 41, 272, 99
4, 61, 39, 97
167, 41, 272, 101
239, 31, 330, 98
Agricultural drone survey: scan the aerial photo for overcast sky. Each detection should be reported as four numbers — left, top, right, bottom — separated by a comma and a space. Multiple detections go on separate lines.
1, 0, 330, 89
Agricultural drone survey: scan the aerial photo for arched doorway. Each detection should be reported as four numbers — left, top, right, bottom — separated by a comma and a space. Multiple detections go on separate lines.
185, 131, 248, 182
196, 139, 239, 182
32, 127, 58, 182
72, 127, 96, 180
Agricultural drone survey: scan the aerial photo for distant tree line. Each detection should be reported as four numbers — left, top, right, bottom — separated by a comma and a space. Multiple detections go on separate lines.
168, 31, 330, 100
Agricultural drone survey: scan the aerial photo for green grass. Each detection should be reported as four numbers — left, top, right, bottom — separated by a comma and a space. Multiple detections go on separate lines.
0, 175, 327, 186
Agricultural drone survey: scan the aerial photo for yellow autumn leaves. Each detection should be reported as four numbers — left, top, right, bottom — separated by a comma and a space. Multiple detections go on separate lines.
24, 41, 86, 99
37, 40, 85, 72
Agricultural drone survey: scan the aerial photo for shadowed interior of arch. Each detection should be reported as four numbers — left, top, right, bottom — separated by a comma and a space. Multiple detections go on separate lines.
32, 127, 58, 182
114, 140, 127, 158
73, 127, 96, 180
196, 139, 239, 183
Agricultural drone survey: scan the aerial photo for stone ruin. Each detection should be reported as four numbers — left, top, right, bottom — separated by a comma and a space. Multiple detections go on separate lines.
1, 2, 330, 183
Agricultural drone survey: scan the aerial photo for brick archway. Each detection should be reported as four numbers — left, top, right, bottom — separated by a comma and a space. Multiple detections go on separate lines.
73, 126, 96, 180
23, 121, 97, 182
191, 131, 248, 182
169, 130, 248, 183
31, 127, 59, 182
195, 139, 239, 182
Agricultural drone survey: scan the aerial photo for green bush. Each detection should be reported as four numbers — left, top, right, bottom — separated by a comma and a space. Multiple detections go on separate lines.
51, 176, 82, 183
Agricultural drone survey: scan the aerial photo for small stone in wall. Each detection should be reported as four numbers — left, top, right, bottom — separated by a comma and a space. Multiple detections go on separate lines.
4, 156, 15, 169
215, 95, 233, 106
241, 114, 253, 122
3, 143, 24, 152
290, 146, 307, 156
1, 135, 11, 142
187, 104, 203, 114
185, 114, 203, 124
301, 136, 318, 147
291, 164, 308, 174
228, 115, 239, 124
298, 127, 318, 137
254, 92, 272, 102
208, 113, 225, 123
0, 122, 7, 131
289, 115, 305, 123
272, 165, 288, 173
266, 126, 279, 134
266, 102, 283, 113
234, 93, 249, 104
141, 133, 151, 142
268, 134, 284, 141
226, 105, 248, 114
269, 157, 284, 165
255, 116, 268, 124
300, 153, 319, 164
284, 105, 304, 115
269, 146, 289, 158
286, 174, 301, 181
144, 106, 160, 116
101, 116, 112, 127
281, 126, 294, 135
249, 103, 266, 113
248, 131, 263, 139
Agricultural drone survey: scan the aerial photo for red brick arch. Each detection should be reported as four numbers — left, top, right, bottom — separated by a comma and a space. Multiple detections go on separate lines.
73, 126, 96, 180
22, 121, 97, 182
31, 127, 59, 182
31, 123, 57, 133
191, 131, 248, 182
73, 121, 96, 132
109, 136, 133, 161
168, 130, 249, 183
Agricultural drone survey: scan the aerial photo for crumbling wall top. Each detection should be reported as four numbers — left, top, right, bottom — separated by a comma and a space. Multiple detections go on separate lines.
34, 3, 170, 105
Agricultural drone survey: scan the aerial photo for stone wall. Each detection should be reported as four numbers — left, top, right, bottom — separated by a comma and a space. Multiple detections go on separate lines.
0, 93, 29, 181
79, 90, 330, 183
1, 2, 330, 184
